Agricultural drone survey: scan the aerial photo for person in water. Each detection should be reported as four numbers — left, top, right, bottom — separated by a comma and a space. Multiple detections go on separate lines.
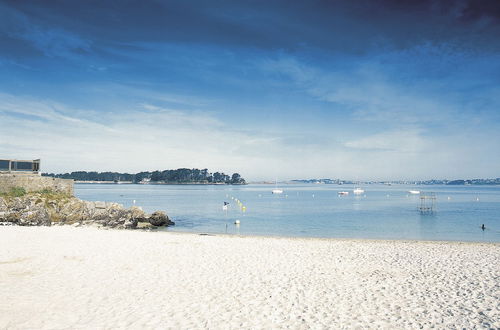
481, 224, 485, 231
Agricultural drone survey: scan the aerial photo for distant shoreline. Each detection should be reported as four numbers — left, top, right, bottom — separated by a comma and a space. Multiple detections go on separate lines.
73, 181, 500, 186
75, 181, 245, 185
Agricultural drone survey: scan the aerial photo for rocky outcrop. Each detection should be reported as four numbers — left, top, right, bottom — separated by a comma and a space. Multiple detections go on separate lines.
0, 193, 174, 229
148, 211, 175, 226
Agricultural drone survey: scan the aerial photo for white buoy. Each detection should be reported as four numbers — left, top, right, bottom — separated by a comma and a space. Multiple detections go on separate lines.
133, 200, 136, 205
234, 220, 240, 225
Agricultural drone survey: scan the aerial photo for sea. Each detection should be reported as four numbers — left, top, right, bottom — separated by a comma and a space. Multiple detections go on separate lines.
75, 183, 500, 243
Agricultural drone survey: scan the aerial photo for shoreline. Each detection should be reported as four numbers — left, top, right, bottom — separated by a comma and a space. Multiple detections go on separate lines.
75, 181, 246, 185
72, 181, 500, 186
2, 224, 499, 245
161, 227, 500, 245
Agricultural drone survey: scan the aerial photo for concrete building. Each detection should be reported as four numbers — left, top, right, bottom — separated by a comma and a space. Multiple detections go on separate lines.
0, 158, 73, 195
0, 159, 40, 173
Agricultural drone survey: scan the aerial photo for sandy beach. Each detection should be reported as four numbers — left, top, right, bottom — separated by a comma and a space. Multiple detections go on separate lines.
0, 227, 498, 329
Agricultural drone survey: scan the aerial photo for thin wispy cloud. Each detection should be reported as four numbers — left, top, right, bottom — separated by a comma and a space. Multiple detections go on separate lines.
0, 93, 287, 176
1, 3, 91, 58
344, 129, 426, 153
15, 27, 91, 58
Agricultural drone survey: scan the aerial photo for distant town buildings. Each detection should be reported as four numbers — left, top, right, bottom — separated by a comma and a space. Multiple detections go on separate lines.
291, 178, 500, 185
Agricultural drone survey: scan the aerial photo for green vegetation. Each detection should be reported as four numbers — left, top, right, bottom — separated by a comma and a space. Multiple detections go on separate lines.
0, 187, 71, 201
0, 187, 27, 197
43, 168, 246, 184
35, 188, 55, 194
33, 189, 72, 200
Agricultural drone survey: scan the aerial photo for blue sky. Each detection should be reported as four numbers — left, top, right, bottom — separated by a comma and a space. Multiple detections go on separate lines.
1, 0, 499, 180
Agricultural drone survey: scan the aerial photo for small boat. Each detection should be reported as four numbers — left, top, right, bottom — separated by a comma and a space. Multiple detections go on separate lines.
353, 188, 364, 195
272, 179, 283, 194
338, 191, 349, 195
408, 190, 420, 195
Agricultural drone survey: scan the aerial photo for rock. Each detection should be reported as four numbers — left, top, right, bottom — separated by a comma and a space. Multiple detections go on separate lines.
17, 205, 51, 226
129, 206, 145, 219
136, 222, 155, 229
0, 196, 50, 226
148, 211, 171, 226
123, 217, 138, 229
94, 201, 107, 209
136, 216, 149, 223
0, 198, 7, 212
0, 193, 170, 229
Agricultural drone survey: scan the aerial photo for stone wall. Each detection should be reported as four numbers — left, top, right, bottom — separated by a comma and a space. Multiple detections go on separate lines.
0, 173, 74, 195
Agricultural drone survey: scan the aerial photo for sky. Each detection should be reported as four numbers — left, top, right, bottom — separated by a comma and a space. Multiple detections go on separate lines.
1, 0, 499, 181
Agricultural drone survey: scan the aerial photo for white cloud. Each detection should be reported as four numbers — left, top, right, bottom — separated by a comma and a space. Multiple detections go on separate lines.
0, 93, 296, 178
1, 90, 499, 181
344, 129, 426, 153
260, 56, 460, 127
254, 54, 500, 179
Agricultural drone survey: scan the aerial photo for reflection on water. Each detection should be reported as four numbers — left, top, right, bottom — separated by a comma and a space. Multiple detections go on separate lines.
75, 183, 500, 242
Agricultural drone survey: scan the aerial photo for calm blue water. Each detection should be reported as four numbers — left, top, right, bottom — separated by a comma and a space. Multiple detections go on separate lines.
75, 183, 500, 242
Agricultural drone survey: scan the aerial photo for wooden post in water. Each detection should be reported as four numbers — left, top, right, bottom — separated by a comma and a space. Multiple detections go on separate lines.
419, 192, 436, 213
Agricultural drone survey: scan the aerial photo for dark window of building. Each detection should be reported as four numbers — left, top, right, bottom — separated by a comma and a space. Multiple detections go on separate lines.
15, 162, 33, 170
0, 160, 9, 170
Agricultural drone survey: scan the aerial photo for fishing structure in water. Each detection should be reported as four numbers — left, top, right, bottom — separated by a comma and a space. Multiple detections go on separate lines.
419, 192, 436, 213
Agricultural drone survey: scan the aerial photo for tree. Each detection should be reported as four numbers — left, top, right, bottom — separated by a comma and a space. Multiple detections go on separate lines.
150, 171, 162, 182
43, 168, 246, 184
231, 173, 246, 184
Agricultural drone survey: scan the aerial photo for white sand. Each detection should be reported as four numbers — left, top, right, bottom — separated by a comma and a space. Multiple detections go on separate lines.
0, 227, 498, 329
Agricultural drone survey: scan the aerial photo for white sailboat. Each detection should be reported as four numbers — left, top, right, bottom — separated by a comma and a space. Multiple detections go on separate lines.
353, 187, 365, 195
272, 179, 283, 194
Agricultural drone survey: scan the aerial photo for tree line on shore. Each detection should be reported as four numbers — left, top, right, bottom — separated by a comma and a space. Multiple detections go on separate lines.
42, 168, 246, 184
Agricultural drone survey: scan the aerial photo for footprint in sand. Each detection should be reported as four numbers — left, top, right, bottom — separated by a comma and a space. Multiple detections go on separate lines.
63, 255, 85, 262
0, 257, 32, 265
7, 270, 35, 277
